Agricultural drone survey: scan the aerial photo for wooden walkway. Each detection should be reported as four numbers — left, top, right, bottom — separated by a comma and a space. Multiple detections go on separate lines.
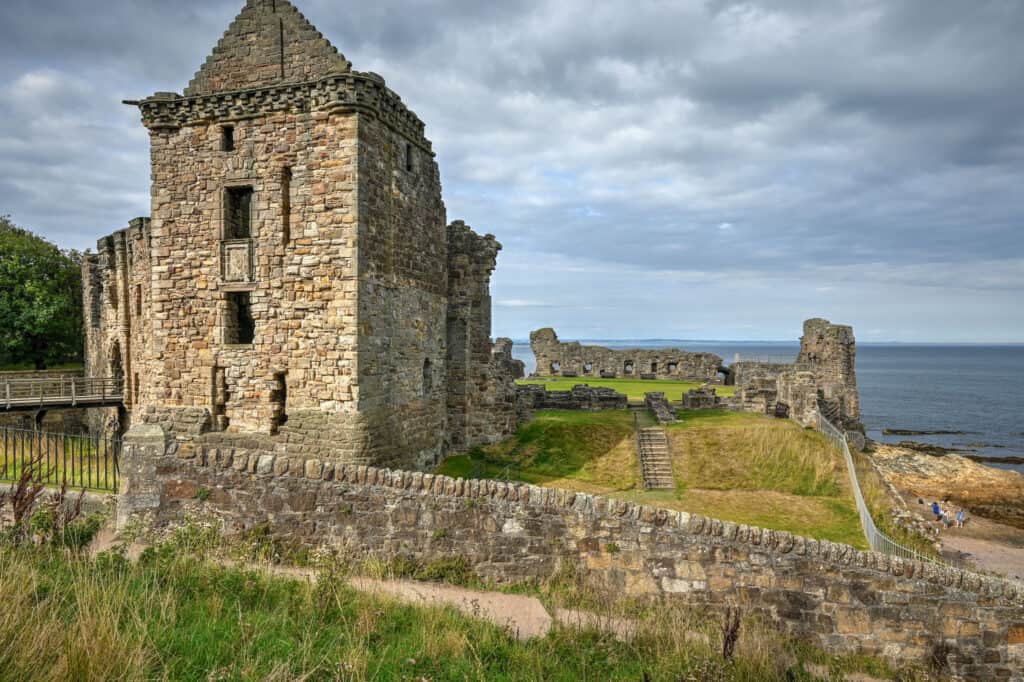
1, 376, 122, 411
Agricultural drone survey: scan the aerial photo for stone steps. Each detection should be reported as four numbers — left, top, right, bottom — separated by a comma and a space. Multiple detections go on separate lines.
638, 427, 675, 490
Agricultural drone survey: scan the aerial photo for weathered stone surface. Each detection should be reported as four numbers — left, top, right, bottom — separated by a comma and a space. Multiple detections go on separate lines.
529, 328, 723, 382
82, 0, 523, 469
517, 384, 627, 411
120, 429, 1024, 681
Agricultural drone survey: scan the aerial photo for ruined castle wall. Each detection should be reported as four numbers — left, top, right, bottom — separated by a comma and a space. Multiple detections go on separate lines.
530, 328, 722, 382
355, 113, 448, 469
445, 224, 519, 451
517, 384, 628, 411
796, 318, 860, 427
145, 108, 361, 440
729, 361, 790, 388
121, 425, 1024, 681
82, 219, 152, 431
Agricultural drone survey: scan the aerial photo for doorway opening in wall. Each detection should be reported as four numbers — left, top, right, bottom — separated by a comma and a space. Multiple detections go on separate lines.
624, 361, 634, 375
224, 187, 253, 239
225, 292, 255, 345
667, 362, 678, 374
583, 362, 593, 374
271, 371, 288, 433
422, 359, 433, 397
651, 362, 658, 373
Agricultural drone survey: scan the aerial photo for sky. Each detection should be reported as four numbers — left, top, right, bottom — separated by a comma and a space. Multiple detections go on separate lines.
1, 1, 1023, 343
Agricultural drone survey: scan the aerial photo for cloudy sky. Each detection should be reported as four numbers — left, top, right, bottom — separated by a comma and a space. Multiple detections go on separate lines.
2, 1, 1022, 343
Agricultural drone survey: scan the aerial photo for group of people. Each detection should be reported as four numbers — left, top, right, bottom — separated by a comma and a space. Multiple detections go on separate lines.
930, 500, 966, 529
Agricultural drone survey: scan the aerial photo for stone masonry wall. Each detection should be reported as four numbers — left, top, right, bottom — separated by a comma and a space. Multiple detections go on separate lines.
797, 318, 861, 428
517, 384, 628, 411
120, 424, 1024, 682
355, 106, 448, 469
530, 328, 723, 382
83, 0, 523, 469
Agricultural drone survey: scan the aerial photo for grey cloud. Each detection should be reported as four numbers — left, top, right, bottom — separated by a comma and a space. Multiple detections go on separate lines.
0, 0, 1021, 340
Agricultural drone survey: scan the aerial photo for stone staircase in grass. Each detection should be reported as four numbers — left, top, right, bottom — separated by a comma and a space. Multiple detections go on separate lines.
638, 427, 675, 490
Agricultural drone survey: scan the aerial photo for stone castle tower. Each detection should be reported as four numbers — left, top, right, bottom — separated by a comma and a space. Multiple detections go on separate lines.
83, 0, 520, 469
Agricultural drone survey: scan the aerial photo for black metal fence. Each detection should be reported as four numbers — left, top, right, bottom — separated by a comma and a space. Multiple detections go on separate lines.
0, 426, 120, 493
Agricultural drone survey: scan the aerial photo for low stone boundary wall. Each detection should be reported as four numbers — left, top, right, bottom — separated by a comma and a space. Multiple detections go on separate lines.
516, 384, 627, 411
119, 424, 1024, 680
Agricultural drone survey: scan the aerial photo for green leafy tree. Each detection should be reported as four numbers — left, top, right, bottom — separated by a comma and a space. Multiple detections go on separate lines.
0, 216, 83, 369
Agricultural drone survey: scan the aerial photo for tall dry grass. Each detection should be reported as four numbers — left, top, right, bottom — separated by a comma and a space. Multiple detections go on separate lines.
0, 550, 151, 681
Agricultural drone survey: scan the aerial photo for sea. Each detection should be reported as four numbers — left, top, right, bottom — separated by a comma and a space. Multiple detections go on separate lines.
510, 341, 1024, 474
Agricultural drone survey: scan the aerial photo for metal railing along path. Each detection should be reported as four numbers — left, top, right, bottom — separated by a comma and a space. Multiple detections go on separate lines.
815, 410, 950, 566
0, 426, 121, 493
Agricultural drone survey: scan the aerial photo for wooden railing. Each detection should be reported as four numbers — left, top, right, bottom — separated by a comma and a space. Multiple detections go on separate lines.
1, 377, 123, 410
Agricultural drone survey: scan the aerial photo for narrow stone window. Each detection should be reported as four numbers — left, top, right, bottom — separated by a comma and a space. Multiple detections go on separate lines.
624, 361, 634, 375
281, 167, 292, 244
423, 358, 433, 396
135, 285, 142, 316
225, 291, 255, 345
225, 187, 253, 239
651, 362, 658, 373
133, 372, 140, 406
271, 371, 288, 432
405, 143, 414, 172
212, 366, 229, 431
221, 125, 235, 152
667, 362, 678, 374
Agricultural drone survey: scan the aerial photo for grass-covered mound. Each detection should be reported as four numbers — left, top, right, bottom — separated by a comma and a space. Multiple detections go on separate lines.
438, 409, 868, 548
660, 410, 864, 547
517, 377, 737, 402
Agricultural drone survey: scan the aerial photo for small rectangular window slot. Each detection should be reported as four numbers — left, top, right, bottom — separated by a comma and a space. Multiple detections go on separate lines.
225, 186, 253, 239
225, 291, 255, 345
221, 125, 235, 152
405, 143, 414, 172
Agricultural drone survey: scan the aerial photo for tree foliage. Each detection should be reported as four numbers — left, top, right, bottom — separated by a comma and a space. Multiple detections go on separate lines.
0, 216, 83, 369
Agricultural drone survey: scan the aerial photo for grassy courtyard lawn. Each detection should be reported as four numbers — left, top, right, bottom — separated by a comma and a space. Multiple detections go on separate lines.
517, 377, 737, 402
438, 409, 868, 548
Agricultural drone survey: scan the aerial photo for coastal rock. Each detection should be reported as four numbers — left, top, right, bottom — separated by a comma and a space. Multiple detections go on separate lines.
870, 443, 1024, 530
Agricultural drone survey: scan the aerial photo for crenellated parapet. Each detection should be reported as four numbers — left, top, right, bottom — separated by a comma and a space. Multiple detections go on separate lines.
134, 74, 432, 153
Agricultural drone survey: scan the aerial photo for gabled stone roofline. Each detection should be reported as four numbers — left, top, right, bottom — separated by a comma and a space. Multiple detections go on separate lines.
127, 72, 433, 154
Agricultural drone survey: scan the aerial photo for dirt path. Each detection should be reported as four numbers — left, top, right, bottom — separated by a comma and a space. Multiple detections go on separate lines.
88, 532, 631, 641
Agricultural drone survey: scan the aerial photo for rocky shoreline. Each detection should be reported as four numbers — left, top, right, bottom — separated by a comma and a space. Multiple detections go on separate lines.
869, 442, 1024, 531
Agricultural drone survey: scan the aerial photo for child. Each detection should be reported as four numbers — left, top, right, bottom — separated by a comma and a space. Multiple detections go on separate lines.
932, 501, 941, 521
956, 509, 965, 528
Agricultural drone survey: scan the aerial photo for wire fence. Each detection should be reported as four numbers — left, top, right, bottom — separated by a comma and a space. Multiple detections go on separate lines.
0, 426, 120, 493
815, 410, 953, 566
